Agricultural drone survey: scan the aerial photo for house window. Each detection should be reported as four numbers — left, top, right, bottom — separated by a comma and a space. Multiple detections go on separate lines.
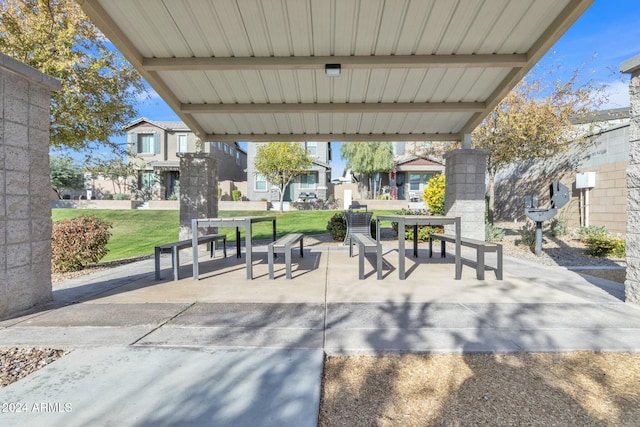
177, 134, 188, 153
255, 174, 267, 191
138, 134, 155, 154
423, 173, 437, 185
223, 144, 229, 153
217, 141, 222, 150
139, 171, 155, 190
409, 173, 421, 191
229, 147, 235, 157
306, 141, 317, 156
236, 151, 241, 165
299, 172, 317, 189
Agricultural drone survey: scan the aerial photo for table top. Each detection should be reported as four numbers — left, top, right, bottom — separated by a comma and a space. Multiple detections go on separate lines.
376, 214, 459, 224
194, 215, 276, 225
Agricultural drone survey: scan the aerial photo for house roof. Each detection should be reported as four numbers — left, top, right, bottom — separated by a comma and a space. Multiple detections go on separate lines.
81, 0, 593, 143
395, 155, 443, 167
123, 117, 190, 131
395, 155, 444, 172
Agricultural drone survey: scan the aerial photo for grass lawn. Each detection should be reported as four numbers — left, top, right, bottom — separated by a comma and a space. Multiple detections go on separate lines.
51, 209, 399, 262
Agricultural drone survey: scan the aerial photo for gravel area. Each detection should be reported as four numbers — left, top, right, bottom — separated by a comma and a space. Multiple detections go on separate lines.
0, 348, 68, 388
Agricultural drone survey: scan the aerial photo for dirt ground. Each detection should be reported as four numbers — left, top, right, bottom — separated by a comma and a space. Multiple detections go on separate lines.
319, 352, 640, 427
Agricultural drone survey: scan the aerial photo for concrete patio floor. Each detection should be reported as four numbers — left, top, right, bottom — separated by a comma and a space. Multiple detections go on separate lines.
1, 242, 639, 426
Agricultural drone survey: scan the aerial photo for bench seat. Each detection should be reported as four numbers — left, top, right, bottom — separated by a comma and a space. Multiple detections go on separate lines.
268, 233, 304, 279
349, 233, 382, 280
429, 233, 503, 280
155, 234, 227, 281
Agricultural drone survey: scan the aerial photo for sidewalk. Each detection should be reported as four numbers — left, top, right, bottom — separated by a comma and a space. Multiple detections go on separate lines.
1, 244, 639, 426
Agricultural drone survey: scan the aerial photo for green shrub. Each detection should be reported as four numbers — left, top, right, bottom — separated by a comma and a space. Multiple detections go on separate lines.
232, 190, 242, 201
519, 222, 536, 248
578, 225, 607, 241
326, 212, 346, 241
422, 174, 445, 215
114, 193, 131, 200
585, 235, 626, 258
412, 225, 444, 242
52, 215, 112, 273
549, 218, 568, 237
485, 223, 505, 242
218, 187, 222, 199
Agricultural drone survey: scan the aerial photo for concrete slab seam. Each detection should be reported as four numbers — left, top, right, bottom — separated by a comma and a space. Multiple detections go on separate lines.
129, 301, 196, 345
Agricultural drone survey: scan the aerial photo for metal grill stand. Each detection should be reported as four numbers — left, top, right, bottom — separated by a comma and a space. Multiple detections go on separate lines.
524, 181, 570, 255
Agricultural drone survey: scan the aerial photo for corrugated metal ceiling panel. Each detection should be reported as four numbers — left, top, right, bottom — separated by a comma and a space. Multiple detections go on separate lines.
83, 0, 588, 141
160, 67, 511, 105
192, 111, 472, 135
102, 0, 572, 58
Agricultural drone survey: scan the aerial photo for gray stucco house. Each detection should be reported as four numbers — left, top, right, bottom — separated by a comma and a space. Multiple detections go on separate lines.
246, 141, 332, 202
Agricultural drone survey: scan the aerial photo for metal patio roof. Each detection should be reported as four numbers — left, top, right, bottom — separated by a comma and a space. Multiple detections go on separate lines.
79, 0, 593, 143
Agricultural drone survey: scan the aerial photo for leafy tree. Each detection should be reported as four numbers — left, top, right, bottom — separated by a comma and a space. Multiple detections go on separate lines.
50, 156, 84, 198
472, 68, 607, 220
86, 156, 137, 195
0, 0, 145, 152
340, 142, 394, 198
254, 142, 312, 212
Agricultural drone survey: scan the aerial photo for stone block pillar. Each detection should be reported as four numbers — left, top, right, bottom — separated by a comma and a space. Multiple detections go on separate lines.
1, 54, 60, 319
179, 153, 218, 240
443, 149, 489, 241
622, 55, 640, 304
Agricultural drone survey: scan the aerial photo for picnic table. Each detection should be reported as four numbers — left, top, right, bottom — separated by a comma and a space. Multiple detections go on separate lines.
375, 214, 461, 280
192, 216, 276, 280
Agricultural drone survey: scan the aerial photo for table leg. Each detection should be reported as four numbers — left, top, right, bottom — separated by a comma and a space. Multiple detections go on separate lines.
192, 219, 199, 280
154, 247, 161, 280
272, 219, 277, 259
455, 217, 462, 280
413, 224, 418, 257
236, 227, 241, 258
246, 222, 252, 280
398, 221, 406, 280
376, 219, 382, 280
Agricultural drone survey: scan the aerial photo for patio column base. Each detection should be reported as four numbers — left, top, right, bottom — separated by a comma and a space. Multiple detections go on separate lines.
443, 149, 489, 241
179, 153, 218, 240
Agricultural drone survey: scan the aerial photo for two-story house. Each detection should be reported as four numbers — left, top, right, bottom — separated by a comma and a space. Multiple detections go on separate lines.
246, 141, 332, 202
125, 118, 247, 200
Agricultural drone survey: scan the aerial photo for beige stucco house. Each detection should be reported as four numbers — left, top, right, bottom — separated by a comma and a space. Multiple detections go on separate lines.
494, 108, 630, 234
125, 118, 247, 200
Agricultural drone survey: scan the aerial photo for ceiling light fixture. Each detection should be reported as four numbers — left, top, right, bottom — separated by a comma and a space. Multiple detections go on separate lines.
325, 64, 341, 76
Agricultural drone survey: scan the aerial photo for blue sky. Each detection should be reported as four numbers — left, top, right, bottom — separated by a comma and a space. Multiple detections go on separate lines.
109, 0, 640, 179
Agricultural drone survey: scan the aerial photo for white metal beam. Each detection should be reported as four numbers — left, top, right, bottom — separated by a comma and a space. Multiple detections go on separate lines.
142, 54, 528, 71
204, 133, 461, 143
182, 102, 486, 114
